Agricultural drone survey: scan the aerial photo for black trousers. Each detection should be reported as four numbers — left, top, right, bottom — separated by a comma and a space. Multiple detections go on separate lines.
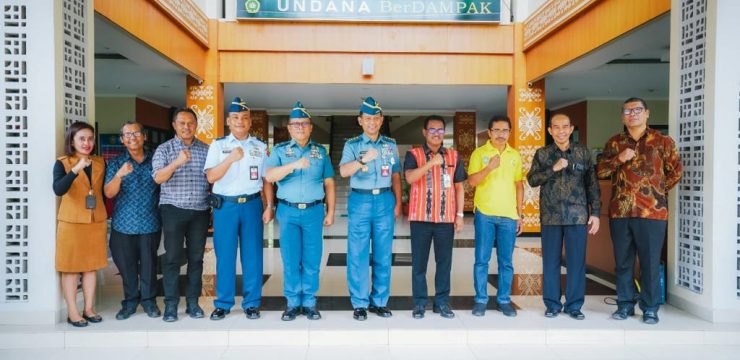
541, 224, 587, 312
410, 221, 454, 307
609, 218, 667, 312
110, 230, 161, 310
159, 204, 210, 307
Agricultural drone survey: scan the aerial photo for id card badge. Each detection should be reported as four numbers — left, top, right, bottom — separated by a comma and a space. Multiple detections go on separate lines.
381, 165, 390, 177
442, 173, 452, 189
250, 165, 259, 180
85, 194, 96, 209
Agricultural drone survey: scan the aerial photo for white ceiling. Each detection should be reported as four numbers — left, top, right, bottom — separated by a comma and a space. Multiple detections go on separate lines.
545, 14, 670, 108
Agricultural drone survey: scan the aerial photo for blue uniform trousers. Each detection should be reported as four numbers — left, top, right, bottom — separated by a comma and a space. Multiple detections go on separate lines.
541, 224, 587, 312
473, 210, 517, 305
347, 191, 395, 308
213, 197, 263, 309
276, 203, 324, 308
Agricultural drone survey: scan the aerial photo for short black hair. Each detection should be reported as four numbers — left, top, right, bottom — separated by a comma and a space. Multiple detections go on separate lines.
423, 115, 446, 129
548, 113, 572, 127
488, 115, 511, 130
623, 97, 649, 111
171, 108, 198, 123
119, 120, 144, 134
64, 121, 96, 156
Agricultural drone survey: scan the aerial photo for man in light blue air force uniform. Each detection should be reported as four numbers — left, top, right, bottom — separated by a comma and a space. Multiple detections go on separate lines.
264, 101, 336, 321
204, 97, 275, 321
339, 97, 402, 321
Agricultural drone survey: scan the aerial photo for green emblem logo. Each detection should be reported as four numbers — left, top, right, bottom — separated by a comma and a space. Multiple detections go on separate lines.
245, 0, 260, 14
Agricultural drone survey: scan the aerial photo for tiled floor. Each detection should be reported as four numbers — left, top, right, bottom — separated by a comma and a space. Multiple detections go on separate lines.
3, 215, 740, 356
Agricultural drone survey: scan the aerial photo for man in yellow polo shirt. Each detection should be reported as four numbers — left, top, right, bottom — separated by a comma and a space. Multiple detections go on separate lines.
467, 115, 524, 317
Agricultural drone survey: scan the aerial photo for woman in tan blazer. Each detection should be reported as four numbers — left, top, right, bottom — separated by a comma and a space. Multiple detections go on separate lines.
53, 121, 108, 327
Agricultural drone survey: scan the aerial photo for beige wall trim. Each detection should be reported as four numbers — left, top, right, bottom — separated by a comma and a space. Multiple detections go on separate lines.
523, 0, 598, 49
150, 0, 209, 47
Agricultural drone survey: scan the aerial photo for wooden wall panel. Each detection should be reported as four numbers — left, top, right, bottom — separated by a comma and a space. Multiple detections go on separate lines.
95, 0, 207, 79
524, 0, 670, 81
219, 22, 513, 54
135, 98, 171, 131
220, 52, 512, 85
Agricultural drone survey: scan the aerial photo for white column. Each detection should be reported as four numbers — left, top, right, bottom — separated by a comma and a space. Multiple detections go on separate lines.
668, 0, 740, 322
0, 0, 94, 325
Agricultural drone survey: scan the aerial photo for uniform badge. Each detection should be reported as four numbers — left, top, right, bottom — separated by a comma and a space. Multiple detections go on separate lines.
483, 156, 490, 165
222, 147, 232, 154
249, 146, 261, 158
310, 145, 322, 159
285, 147, 295, 158
381, 165, 390, 177
250, 165, 259, 180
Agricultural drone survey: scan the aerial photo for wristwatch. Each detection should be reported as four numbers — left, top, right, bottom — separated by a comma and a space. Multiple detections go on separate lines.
357, 157, 366, 166
456, 212, 464, 218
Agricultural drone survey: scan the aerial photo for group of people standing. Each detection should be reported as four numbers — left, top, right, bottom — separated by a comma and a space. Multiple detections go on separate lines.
53, 96, 681, 327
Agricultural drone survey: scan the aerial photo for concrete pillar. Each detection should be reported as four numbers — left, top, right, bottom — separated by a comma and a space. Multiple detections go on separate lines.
0, 0, 95, 324
667, 0, 740, 322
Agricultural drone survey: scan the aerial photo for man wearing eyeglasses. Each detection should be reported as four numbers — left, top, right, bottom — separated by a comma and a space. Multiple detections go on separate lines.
205, 97, 275, 321
404, 115, 466, 319
597, 97, 682, 324
467, 115, 524, 317
264, 101, 336, 321
339, 97, 401, 321
104, 121, 162, 320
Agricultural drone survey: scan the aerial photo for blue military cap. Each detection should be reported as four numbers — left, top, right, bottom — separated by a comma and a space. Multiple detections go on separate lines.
228, 97, 250, 113
360, 97, 382, 115
290, 101, 311, 119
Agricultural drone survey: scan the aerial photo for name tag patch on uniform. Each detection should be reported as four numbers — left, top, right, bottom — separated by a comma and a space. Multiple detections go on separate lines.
285, 147, 295, 158
249, 146, 261, 158
381, 165, 390, 177
222, 148, 232, 154
250, 165, 259, 180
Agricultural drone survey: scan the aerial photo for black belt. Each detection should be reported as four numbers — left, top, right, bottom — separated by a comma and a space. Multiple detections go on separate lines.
351, 187, 391, 195
278, 199, 323, 209
221, 192, 261, 204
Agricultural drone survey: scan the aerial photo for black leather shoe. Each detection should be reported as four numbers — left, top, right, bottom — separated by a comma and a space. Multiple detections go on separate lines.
567, 309, 585, 320
210, 308, 230, 320
353, 307, 367, 321
368, 305, 393, 317
433, 304, 455, 319
412, 305, 425, 319
611, 306, 635, 320
642, 310, 659, 325
143, 304, 162, 318
281, 307, 301, 321
544, 308, 560, 318
67, 317, 88, 327
497, 303, 517, 317
304, 307, 321, 320
244, 307, 261, 319
471, 303, 486, 317
115, 307, 136, 320
82, 313, 102, 323
163, 306, 178, 322
185, 303, 204, 319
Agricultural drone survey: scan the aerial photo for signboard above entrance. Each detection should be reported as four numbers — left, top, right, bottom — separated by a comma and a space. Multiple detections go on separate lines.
237, 0, 501, 23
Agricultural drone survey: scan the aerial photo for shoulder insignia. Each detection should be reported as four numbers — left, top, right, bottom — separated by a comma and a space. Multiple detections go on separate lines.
346, 136, 362, 144
214, 136, 227, 141
273, 141, 291, 148
381, 135, 396, 144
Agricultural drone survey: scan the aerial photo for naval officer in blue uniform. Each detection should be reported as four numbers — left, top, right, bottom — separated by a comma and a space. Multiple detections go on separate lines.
264, 101, 336, 321
204, 97, 275, 321
339, 97, 402, 321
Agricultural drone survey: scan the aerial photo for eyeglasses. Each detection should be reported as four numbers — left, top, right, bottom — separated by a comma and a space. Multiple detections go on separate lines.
121, 131, 143, 139
489, 128, 510, 134
622, 107, 645, 116
288, 122, 312, 128
426, 127, 445, 135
